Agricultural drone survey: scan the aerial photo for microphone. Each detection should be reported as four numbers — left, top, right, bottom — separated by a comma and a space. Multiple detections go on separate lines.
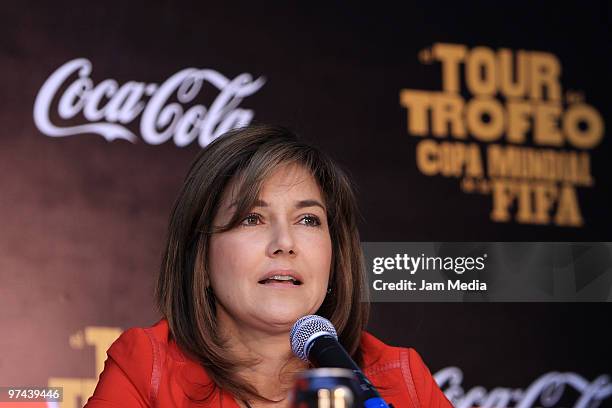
290, 315, 391, 408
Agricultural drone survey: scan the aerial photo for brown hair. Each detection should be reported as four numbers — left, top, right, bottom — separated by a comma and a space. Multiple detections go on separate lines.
155, 124, 369, 402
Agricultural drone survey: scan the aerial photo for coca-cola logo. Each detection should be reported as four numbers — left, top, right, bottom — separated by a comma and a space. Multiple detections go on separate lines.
33, 58, 265, 147
435, 367, 612, 408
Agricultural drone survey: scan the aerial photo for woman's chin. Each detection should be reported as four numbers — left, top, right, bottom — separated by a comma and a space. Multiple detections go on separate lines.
253, 305, 314, 331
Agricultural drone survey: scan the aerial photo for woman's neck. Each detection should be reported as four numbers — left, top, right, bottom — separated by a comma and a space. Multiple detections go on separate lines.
217, 308, 309, 403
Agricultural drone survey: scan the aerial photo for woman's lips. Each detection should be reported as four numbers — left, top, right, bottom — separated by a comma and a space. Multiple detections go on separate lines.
258, 269, 303, 285
258, 279, 302, 288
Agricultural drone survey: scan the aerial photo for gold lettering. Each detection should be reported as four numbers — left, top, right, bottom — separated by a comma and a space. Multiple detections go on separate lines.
563, 103, 605, 149
400, 90, 433, 136
533, 182, 558, 224
506, 99, 532, 144
491, 179, 515, 222
577, 152, 593, 186
488, 144, 519, 178
432, 43, 467, 93
487, 145, 593, 186
534, 103, 563, 146
555, 183, 584, 226
466, 97, 505, 142
515, 181, 533, 223
432, 93, 466, 138
466, 144, 484, 177
466, 46, 497, 96
498, 49, 529, 98
529, 51, 562, 101
416, 139, 439, 175
417, 140, 483, 178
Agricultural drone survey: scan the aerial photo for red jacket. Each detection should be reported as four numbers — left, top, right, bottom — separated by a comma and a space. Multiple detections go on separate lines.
85, 319, 452, 407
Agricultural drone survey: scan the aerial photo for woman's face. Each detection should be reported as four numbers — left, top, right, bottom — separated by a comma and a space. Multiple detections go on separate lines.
208, 163, 332, 334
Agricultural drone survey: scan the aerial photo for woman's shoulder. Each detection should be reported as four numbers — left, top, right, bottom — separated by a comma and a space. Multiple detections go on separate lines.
108, 318, 191, 369
360, 331, 452, 408
361, 331, 430, 369
108, 319, 171, 358
102, 319, 170, 390
86, 319, 214, 407
85, 320, 170, 407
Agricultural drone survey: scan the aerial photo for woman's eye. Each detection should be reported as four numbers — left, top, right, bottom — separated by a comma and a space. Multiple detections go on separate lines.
300, 215, 321, 227
241, 213, 261, 226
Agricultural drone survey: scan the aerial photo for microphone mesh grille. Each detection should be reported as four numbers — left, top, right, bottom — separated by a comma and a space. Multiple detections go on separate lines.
290, 315, 338, 361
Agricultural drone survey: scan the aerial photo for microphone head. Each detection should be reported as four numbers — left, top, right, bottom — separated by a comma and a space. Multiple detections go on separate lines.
290, 315, 338, 361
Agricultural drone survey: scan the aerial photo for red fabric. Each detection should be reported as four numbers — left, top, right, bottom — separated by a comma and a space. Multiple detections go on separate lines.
85, 319, 452, 407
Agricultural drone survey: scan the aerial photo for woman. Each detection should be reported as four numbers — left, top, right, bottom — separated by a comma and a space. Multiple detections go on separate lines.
85, 125, 451, 408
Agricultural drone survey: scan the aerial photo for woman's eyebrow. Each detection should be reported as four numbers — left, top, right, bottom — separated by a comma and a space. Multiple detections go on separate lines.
293, 199, 326, 210
229, 199, 325, 210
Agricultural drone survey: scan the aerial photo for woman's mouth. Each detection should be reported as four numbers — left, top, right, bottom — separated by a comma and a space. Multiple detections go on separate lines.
258, 275, 302, 286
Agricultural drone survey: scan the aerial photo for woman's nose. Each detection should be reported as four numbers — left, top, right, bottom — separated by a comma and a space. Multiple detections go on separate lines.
267, 222, 296, 257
